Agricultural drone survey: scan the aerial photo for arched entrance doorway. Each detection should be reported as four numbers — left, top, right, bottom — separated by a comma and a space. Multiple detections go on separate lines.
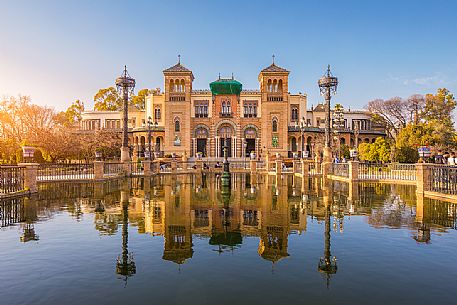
219, 125, 233, 157
244, 127, 257, 157
195, 126, 209, 157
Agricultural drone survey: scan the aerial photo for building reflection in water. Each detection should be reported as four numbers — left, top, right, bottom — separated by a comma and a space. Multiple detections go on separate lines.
2, 174, 457, 283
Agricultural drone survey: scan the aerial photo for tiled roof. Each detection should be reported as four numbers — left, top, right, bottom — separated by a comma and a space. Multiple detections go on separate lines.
261, 63, 289, 73
163, 63, 192, 73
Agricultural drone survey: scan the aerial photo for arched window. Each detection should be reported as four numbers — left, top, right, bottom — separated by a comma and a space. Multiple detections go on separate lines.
175, 119, 180, 132
272, 119, 278, 133
170, 80, 175, 92
222, 101, 226, 113
226, 101, 231, 114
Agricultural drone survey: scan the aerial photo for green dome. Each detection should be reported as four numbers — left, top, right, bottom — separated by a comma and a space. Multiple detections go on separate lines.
209, 78, 242, 95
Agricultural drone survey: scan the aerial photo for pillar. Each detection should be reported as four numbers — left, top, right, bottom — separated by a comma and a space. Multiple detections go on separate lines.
18, 163, 39, 193
275, 159, 282, 175
301, 159, 308, 177
94, 161, 104, 180
181, 154, 188, 170
348, 161, 359, 181
171, 160, 177, 174
196, 159, 203, 171
123, 162, 131, 177
143, 160, 152, 176
250, 160, 257, 173
416, 163, 430, 194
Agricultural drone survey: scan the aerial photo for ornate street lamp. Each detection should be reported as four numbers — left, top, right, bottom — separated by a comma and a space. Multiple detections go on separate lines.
146, 116, 153, 161
116, 66, 136, 162
333, 104, 344, 159
318, 65, 338, 163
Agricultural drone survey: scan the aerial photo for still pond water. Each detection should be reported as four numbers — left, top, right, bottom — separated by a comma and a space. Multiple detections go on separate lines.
1, 174, 456, 305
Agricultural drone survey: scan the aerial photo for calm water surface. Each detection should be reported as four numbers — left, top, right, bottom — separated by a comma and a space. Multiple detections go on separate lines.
1, 174, 456, 305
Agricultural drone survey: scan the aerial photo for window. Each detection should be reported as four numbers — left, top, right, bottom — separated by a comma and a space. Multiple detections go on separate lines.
272, 119, 278, 133
291, 106, 298, 121
221, 99, 232, 117
272, 136, 279, 147
195, 100, 209, 118
243, 100, 258, 118
307, 119, 311, 126
154, 107, 161, 120
175, 119, 180, 132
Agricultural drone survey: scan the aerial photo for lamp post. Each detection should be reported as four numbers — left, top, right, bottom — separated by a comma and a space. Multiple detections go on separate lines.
318, 65, 338, 163
146, 116, 152, 160
352, 121, 360, 161
116, 66, 136, 162
333, 104, 344, 160
300, 117, 306, 159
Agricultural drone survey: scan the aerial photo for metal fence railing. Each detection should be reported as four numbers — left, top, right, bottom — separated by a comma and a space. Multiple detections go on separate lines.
104, 162, 124, 177
130, 161, 144, 176
429, 165, 457, 195
0, 166, 25, 194
37, 163, 94, 181
332, 163, 349, 178
358, 163, 416, 181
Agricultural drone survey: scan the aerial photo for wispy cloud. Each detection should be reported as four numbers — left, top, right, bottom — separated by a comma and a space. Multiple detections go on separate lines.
389, 73, 451, 87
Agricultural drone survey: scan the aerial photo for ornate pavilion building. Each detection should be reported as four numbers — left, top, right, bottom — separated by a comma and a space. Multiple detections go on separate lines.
80, 58, 386, 159
143, 57, 306, 159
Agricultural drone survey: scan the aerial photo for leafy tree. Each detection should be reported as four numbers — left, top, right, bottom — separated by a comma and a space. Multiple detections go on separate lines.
94, 87, 121, 111
358, 137, 391, 162
392, 146, 418, 163
423, 88, 456, 125
93, 87, 149, 111
130, 89, 149, 110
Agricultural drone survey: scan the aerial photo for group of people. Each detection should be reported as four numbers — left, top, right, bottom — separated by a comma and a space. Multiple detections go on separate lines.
433, 153, 456, 165
333, 156, 348, 163
191, 161, 223, 170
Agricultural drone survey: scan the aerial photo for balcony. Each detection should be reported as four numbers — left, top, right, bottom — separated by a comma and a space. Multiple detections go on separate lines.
267, 94, 283, 102
195, 113, 209, 118
220, 112, 233, 118
169, 93, 186, 102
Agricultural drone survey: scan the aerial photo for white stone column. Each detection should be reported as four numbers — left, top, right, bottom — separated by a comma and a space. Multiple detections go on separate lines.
233, 137, 237, 158
191, 138, 196, 157
215, 136, 219, 158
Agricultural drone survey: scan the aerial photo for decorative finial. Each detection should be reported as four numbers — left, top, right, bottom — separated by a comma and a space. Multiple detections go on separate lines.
218, 73, 221, 80
178, 55, 181, 64
272, 54, 275, 64
231, 73, 234, 79
327, 64, 331, 76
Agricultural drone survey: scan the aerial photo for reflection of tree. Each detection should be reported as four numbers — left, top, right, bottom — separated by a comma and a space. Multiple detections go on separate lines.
368, 193, 415, 228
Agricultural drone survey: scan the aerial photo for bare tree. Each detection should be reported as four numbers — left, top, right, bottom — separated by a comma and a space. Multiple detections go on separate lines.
367, 97, 416, 139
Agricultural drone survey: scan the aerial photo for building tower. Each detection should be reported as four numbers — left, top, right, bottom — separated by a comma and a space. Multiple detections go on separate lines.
163, 56, 194, 156
259, 56, 290, 157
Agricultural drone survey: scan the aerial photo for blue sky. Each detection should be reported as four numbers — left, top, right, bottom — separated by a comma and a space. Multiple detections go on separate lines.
1, 0, 456, 111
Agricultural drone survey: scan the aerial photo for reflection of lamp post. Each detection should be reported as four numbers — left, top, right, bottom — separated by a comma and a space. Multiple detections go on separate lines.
221, 143, 231, 187
116, 66, 136, 162
318, 195, 337, 288
318, 65, 338, 163
116, 190, 136, 282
